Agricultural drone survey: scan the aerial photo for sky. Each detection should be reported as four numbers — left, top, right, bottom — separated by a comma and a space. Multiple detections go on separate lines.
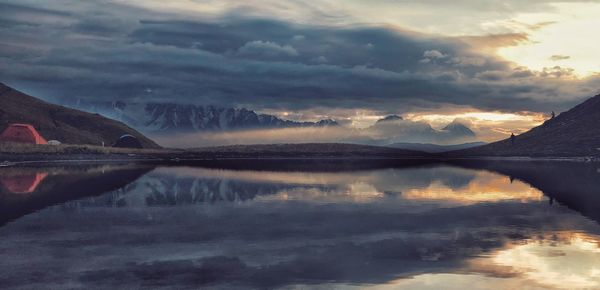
1, 0, 600, 143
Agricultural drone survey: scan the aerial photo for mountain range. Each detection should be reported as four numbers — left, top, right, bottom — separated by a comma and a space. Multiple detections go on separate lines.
368, 115, 477, 145
62, 101, 480, 146
2, 81, 600, 157
65, 101, 339, 133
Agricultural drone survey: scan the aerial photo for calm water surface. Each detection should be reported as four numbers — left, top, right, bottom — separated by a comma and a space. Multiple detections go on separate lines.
1, 160, 600, 289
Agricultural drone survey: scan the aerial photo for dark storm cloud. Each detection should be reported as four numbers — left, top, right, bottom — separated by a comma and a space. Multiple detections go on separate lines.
0, 0, 597, 114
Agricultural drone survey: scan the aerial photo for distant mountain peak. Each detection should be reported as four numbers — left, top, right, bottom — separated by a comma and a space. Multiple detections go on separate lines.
453, 93, 600, 157
441, 121, 476, 137
314, 119, 339, 127
376, 115, 403, 123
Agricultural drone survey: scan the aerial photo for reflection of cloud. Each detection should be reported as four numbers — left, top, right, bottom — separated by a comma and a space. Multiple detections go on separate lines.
4, 162, 600, 288
403, 171, 543, 205
3, 163, 600, 288
492, 232, 600, 289
2, 192, 596, 289
372, 273, 545, 290
257, 182, 385, 203
105, 166, 540, 206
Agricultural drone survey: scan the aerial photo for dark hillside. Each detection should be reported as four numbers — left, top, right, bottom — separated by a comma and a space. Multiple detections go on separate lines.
451, 94, 600, 157
0, 83, 159, 148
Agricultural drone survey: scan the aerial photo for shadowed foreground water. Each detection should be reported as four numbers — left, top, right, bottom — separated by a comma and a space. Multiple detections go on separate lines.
0, 160, 600, 289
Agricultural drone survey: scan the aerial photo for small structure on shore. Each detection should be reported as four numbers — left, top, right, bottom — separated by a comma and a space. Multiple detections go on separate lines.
0, 124, 47, 145
113, 134, 143, 149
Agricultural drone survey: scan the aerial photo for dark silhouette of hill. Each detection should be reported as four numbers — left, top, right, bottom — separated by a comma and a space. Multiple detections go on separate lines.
450, 94, 600, 157
0, 83, 159, 148
388, 142, 486, 153
450, 159, 600, 224
0, 164, 153, 226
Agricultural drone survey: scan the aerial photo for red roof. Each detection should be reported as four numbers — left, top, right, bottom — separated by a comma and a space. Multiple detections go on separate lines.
0, 124, 47, 144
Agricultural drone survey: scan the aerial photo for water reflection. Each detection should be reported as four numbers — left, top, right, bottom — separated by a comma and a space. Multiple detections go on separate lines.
75, 166, 543, 206
0, 164, 153, 226
0, 172, 48, 194
0, 160, 599, 289
491, 232, 600, 289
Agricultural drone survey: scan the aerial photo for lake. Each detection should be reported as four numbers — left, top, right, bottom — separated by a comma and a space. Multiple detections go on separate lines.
1, 159, 599, 289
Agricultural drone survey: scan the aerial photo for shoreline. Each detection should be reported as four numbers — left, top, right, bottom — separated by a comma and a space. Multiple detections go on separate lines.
2, 142, 598, 167
1, 153, 598, 167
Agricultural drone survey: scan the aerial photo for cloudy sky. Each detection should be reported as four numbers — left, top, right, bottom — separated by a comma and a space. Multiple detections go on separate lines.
1, 0, 600, 141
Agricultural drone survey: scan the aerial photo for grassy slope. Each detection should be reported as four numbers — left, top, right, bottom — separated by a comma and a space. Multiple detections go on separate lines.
0, 142, 427, 162
192, 143, 428, 158
0, 83, 160, 148
449, 94, 600, 157
0, 142, 171, 155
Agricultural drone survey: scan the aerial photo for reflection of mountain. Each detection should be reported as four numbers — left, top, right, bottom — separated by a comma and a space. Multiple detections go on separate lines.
78, 175, 335, 206
1, 161, 599, 289
0, 181, 590, 289
0, 165, 153, 226
68, 165, 481, 207
450, 159, 600, 223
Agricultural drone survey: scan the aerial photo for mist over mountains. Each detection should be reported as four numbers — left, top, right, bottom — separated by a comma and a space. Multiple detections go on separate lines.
65, 101, 479, 147
65, 101, 339, 133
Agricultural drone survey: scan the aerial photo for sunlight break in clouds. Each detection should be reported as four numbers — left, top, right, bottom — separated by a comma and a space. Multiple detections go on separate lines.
498, 3, 600, 77
3, 0, 600, 146
406, 110, 547, 140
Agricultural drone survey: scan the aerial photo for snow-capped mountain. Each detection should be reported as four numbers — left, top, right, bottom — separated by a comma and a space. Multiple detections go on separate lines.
66, 101, 339, 133
441, 121, 476, 137
375, 115, 403, 123
368, 116, 478, 145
